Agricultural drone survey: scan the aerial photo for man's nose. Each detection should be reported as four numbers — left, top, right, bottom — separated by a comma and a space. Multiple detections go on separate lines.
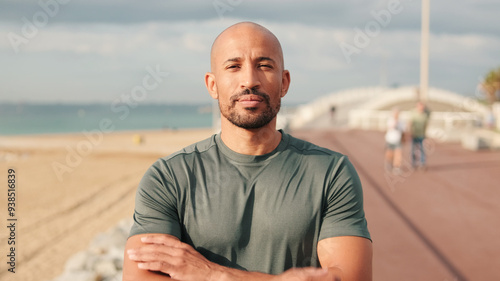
240, 67, 261, 89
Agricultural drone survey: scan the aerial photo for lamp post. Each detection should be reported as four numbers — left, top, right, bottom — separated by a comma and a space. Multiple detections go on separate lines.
419, 0, 430, 102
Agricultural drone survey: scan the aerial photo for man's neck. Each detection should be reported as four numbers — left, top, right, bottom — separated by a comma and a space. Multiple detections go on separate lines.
219, 118, 282, 156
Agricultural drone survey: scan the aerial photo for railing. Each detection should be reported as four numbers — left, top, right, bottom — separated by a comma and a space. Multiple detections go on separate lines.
348, 110, 484, 142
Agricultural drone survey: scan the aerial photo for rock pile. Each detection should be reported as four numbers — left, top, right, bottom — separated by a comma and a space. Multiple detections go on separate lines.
51, 218, 133, 281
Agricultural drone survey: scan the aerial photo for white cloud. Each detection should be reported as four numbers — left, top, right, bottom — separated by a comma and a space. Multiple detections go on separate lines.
0, 5, 499, 104
430, 33, 500, 65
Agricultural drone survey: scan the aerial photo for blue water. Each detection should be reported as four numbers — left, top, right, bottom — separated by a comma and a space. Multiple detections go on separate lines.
0, 103, 214, 135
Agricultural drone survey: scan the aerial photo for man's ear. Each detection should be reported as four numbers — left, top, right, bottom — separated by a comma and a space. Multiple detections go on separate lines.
280, 70, 291, 98
205, 72, 218, 99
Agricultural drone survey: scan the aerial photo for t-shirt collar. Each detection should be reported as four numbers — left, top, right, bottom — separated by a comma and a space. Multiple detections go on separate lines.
215, 129, 289, 164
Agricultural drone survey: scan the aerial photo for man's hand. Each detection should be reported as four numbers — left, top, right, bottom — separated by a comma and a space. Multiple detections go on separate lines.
127, 234, 223, 281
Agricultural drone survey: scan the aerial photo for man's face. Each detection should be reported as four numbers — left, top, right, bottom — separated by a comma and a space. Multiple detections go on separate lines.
417, 102, 425, 112
208, 25, 290, 129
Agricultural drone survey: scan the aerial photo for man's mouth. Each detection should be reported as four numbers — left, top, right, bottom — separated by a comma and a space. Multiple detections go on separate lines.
236, 95, 264, 107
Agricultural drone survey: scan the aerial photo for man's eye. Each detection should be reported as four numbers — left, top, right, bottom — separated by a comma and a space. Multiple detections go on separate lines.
259, 64, 273, 69
227, 65, 240, 69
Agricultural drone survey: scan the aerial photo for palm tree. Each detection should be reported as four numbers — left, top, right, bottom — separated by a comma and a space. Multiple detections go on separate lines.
481, 67, 500, 104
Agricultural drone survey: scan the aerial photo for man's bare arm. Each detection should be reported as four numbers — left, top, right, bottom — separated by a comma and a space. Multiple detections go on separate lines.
317, 236, 373, 281
124, 234, 338, 281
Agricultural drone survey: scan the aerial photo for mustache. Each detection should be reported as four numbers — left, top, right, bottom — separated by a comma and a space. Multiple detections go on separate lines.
230, 88, 270, 104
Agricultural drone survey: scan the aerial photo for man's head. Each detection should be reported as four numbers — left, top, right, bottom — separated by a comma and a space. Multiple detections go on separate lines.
205, 22, 290, 129
416, 101, 426, 113
392, 106, 400, 119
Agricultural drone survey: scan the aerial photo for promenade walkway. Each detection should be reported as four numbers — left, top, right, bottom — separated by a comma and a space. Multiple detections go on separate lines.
293, 128, 500, 281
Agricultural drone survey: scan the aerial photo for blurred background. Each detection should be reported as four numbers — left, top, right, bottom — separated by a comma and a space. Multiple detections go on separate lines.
1, 0, 499, 134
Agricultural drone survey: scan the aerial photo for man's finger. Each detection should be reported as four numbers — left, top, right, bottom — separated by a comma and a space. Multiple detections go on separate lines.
137, 261, 172, 273
128, 249, 172, 262
140, 234, 182, 247
128, 244, 191, 260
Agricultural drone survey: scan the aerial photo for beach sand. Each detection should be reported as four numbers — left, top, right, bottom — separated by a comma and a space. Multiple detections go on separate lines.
0, 128, 214, 281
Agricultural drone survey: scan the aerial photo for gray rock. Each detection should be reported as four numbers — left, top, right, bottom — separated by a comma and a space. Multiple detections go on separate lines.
52, 271, 98, 281
94, 259, 118, 277
65, 251, 90, 272
51, 218, 133, 281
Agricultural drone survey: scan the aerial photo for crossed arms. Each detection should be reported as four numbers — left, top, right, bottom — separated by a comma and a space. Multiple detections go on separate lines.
123, 233, 372, 281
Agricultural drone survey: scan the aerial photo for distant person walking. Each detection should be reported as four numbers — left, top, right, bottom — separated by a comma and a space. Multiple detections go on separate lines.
329, 105, 337, 125
384, 107, 405, 174
485, 109, 495, 129
409, 101, 430, 169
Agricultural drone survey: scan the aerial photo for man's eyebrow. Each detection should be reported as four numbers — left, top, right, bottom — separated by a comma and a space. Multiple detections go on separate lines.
224, 57, 241, 64
257, 57, 276, 63
223, 57, 276, 64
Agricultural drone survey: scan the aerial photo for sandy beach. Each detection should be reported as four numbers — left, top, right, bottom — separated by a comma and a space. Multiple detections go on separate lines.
0, 128, 214, 281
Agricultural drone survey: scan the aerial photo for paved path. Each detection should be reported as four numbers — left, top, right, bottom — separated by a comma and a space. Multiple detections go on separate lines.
293, 128, 500, 281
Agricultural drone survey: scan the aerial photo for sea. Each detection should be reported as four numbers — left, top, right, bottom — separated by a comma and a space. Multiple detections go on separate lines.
0, 103, 215, 136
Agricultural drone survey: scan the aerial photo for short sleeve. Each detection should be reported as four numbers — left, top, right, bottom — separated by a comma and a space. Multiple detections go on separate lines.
129, 159, 182, 239
319, 156, 371, 241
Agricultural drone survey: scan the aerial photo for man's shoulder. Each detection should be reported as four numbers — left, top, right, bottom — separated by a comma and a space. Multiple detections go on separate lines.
158, 134, 218, 164
286, 133, 345, 159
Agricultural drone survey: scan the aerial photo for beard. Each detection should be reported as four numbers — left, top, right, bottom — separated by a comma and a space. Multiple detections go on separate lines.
219, 88, 281, 129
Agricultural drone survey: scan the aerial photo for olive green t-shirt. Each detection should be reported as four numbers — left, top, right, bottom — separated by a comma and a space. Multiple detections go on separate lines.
410, 110, 430, 138
130, 131, 371, 274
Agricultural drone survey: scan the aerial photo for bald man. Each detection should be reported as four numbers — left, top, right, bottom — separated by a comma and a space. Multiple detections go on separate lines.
123, 22, 372, 281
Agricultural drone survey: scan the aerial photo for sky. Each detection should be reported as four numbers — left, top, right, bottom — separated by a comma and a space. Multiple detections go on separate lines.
1, 0, 499, 105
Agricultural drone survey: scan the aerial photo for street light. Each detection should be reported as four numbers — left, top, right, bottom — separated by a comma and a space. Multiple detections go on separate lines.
420, 0, 430, 102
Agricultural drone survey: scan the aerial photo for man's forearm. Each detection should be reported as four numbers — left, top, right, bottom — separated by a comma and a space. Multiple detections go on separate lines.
213, 264, 334, 281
